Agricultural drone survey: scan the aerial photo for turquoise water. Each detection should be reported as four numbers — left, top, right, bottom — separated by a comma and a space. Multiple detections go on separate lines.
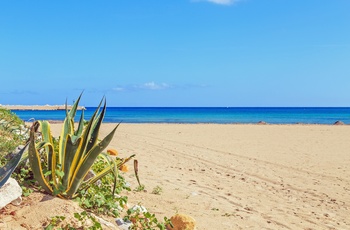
11, 107, 350, 124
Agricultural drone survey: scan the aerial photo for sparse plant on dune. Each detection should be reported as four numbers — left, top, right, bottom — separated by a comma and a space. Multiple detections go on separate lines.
152, 185, 163, 195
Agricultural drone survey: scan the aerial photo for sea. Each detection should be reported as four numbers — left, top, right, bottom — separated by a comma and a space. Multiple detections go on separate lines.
11, 107, 350, 124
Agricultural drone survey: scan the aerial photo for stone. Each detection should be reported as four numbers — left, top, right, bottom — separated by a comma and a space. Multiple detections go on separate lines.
168, 213, 196, 230
127, 205, 148, 227
115, 218, 133, 230
334, 120, 345, 125
0, 178, 23, 209
90, 214, 118, 229
83, 170, 101, 186
84, 170, 96, 181
130, 204, 147, 213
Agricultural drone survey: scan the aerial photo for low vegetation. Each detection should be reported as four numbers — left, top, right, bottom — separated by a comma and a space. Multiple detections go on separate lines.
0, 108, 28, 164
0, 108, 29, 187
0, 96, 173, 229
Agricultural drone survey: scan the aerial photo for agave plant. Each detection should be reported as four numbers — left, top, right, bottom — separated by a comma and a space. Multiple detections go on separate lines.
28, 94, 127, 199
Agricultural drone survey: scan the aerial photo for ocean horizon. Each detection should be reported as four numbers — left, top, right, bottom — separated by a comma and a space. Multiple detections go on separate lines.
10, 107, 350, 125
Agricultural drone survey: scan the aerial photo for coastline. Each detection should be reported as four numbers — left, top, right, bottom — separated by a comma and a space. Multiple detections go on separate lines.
0, 105, 85, 111
23, 120, 349, 126
7, 106, 350, 124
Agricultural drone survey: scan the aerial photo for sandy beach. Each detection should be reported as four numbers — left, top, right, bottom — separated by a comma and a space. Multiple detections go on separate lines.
45, 123, 350, 229
2, 122, 350, 229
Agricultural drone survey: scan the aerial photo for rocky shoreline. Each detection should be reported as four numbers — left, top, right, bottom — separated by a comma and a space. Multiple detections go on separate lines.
0, 105, 85, 111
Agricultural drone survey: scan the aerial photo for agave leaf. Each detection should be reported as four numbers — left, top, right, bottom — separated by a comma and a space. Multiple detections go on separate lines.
85, 99, 106, 153
38, 121, 53, 143
68, 92, 83, 119
28, 125, 53, 194
34, 140, 56, 176
62, 135, 83, 189
65, 99, 69, 117
67, 104, 101, 177
79, 164, 114, 192
77, 152, 122, 195
59, 115, 75, 166
100, 152, 119, 194
37, 121, 54, 180
74, 109, 85, 137
0, 143, 29, 188
66, 125, 118, 198
59, 93, 83, 165
46, 142, 58, 189
76, 99, 103, 159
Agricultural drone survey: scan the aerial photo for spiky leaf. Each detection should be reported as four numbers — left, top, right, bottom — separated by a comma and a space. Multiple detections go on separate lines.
0, 143, 29, 188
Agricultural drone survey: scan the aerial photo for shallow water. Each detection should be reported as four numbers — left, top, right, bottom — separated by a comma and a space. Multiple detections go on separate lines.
12, 107, 350, 124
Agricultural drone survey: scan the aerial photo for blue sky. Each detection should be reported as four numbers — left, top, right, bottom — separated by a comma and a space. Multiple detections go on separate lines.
0, 0, 349, 107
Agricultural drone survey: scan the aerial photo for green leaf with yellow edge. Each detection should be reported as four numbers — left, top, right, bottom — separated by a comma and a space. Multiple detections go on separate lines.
85, 98, 106, 153
65, 125, 118, 198
28, 124, 53, 194
62, 135, 83, 189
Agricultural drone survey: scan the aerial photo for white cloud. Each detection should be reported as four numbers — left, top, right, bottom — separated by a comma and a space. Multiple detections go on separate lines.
193, 0, 239, 5
112, 82, 171, 92
141, 82, 170, 90
113, 87, 125, 91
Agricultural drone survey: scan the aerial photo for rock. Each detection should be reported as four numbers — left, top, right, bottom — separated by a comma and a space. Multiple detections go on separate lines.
0, 178, 23, 209
257, 121, 267, 125
10, 196, 22, 206
334, 120, 345, 125
83, 170, 101, 186
115, 218, 133, 230
127, 205, 148, 228
90, 214, 118, 229
84, 170, 96, 181
168, 213, 196, 230
130, 204, 147, 213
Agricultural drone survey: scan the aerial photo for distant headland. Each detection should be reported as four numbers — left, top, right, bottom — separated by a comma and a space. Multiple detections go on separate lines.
0, 105, 86, 111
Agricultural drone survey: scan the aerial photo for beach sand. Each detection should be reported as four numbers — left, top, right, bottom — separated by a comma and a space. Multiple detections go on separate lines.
51, 123, 350, 229
2, 123, 350, 229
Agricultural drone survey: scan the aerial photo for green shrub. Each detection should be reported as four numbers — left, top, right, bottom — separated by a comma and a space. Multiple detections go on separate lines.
0, 108, 28, 163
